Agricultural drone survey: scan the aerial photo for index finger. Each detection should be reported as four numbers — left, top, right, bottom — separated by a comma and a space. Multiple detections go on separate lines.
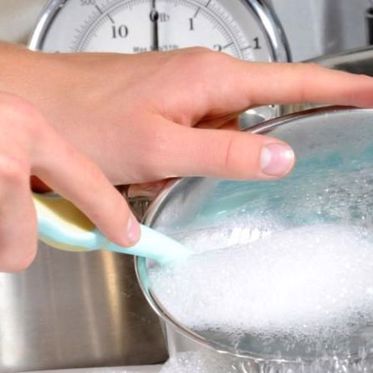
31, 123, 139, 247
202, 59, 373, 116
241, 62, 373, 108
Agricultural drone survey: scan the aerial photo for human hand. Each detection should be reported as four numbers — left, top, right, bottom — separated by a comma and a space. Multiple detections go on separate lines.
0, 93, 139, 272
3, 45, 373, 190
3, 46, 373, 187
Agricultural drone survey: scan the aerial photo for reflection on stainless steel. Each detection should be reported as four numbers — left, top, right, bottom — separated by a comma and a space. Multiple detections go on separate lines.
239, 106, 279, 130
0, 243, 167, 372
312, 45, 373, 74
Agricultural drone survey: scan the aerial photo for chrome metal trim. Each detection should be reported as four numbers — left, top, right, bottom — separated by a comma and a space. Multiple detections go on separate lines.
29, 0, 67, 51
243, 0, 291, 62
249, 105, 356, 134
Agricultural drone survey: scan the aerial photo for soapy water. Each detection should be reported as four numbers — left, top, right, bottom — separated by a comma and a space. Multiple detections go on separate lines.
197, 160, 373, 234
149, 224, 373, 359
160, 351, 239, 373
148, 140, 373, 367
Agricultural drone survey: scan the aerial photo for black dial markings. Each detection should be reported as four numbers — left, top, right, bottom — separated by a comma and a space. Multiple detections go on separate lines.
221, 42, 234, 50
76, 0, 252, 60
150, 0, 160, 50
95, 4, 114, 24
195, 0, 211, 17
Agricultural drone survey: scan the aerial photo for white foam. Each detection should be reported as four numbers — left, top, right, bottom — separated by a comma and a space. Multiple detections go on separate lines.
160, 351, 237, 373
149, 224, 373, 346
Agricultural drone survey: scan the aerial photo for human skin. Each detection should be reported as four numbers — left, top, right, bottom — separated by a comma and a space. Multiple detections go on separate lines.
1, 42, 373, 271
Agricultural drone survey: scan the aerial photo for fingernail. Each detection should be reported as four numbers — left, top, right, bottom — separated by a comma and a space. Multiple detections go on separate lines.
261, 143, 295, 176
127, 215, 140, 245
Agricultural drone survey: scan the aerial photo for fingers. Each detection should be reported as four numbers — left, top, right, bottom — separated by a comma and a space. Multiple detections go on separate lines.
0, 95, 39, 271
32, 125, 140, 247
240, 62, 373, 107
0, 155, 37, 272
156, 124, 295, 180
195, 56, 373, 116
0, 93, 140, 273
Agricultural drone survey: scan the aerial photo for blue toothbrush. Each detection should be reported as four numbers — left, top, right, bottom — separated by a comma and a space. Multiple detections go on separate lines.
33, 193, 190, 264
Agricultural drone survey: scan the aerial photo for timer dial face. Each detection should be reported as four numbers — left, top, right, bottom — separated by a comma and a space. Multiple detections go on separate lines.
31, 0, 289, 63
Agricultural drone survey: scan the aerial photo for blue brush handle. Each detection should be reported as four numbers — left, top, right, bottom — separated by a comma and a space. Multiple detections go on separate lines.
105, 225, 190, 263
35, 194, 190, 264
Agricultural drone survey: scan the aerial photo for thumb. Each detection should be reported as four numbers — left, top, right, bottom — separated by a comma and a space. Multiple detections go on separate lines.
163, 125, 295, 180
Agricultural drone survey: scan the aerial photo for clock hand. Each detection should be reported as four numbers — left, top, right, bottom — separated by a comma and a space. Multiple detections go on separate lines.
150, 0, 160, 51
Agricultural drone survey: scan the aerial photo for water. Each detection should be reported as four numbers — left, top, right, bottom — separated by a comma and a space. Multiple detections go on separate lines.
160, 351, 239, 373
148, 117, 373, 371
149, 224, 373, 362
